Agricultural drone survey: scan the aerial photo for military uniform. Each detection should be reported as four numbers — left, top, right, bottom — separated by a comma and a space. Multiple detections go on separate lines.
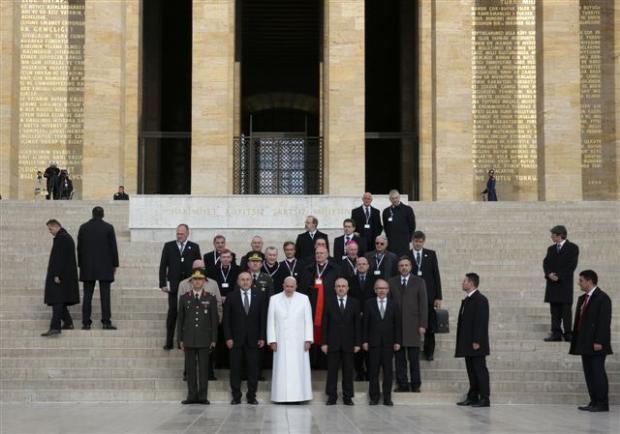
177, 283, 219, 404
250, 271, 274, 298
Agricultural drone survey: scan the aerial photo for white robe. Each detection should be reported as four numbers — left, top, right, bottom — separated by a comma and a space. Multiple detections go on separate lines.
267, 291, 314, 402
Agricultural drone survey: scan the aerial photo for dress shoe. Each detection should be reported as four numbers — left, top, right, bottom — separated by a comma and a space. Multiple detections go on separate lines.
457, 398, 479, 406
383, 400, 394, 406
544, 334, 562, 342
102, 323, 117, 330
410, 386, 421, 393
563, 333, 573, 342
181, 399, 197, 405
369, 400, 379, 405
81, 324, 91, 330
61, 323, 74, 330
588, 405, 609, 412
41, 329, 61, 337
471, 398, 490, 407
247, 398, 259, 405
425, 354, 434, 361
394, 385, 409, 392
163, 345, 173, 351
182, 373, 187, 382
230, 399, 241, 405
197, 399, 210, 405
326, 398, 337, 405
208, 374, 217, 381
578, 405, 593, 411
343, 397, 354, 406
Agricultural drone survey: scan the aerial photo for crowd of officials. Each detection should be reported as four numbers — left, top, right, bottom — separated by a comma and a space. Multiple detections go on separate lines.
42, 190, 612, 411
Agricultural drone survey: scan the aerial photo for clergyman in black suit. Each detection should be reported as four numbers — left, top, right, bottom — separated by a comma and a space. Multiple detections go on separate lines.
334, 218, 366, 262
570, 270, 612, 412
455, 273, 490, 407
159, 224, 202, 350
295, 215, 329, 260
321, 278, 362, 406
363, 279, 402, 406
543, 225, 579, 342
365, 235, 399, 280
409, 231, 443, 360
274, 241, 305, 291
223, 272, 267, 405
351, 192, 383, 252
382, 189, 416, 257
77, 206, 119, 330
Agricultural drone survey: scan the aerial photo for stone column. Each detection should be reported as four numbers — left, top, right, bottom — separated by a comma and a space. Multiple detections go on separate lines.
323, 0, 365, 195
614, 0, 620, 200
123, 0, 140, 196
0, 1, 17, 198
191, 0, 235, 194
540, 0, 582, 200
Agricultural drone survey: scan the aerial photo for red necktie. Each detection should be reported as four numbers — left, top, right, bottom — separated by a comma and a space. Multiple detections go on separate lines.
577, 294, 590, 331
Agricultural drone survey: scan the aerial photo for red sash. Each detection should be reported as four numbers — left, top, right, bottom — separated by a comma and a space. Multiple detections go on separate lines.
313, 280, 325, 345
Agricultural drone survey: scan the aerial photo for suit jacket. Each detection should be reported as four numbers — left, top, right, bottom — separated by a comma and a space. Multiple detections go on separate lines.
365, 250, 399, 280
273, 258, 305, 293
321, 295, 362, 352
408, 248, 442, 302
389, 274, 428, 347
77, 218, 119, 282
351, 205, 383, 252
158, 240, 202, 291
206, 263, 240, 297
382, 203, 416, 257
455, 290, 490, 357
333, 234, 366, 262
250, 271, 274, 298
177, 291, 218, 348
223, 288, 267, 348
299, 261, 342, 315
44, 228, 80, 306
338, 256, 359, 279
543, 240, 579, 304
203, 250, 237, 274
569, 288, 613, 356
363, 297, 402, 348
347, 273, 377, 303
295, 230, 329, 259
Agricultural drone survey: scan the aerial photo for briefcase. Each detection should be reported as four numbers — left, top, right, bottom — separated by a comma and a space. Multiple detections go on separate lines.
435, 308, 449, 334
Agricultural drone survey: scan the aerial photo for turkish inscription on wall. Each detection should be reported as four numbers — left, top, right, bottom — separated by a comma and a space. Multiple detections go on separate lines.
472, 0, 538, 199
580, 0, 617, 199
18, 0, 85, 188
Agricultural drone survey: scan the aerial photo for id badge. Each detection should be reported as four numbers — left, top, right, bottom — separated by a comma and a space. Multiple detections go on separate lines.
180, 257, 185, 263
315, 278, 323, 285
364, 224, 370, 229
417, 270, 422, 276
387, 217, 393, 222
373, 270, 381, 276
222, 283, 229, 288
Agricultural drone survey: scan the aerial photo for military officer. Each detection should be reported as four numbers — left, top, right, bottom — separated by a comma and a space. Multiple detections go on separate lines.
177, 269, 218, 405
248, 253, 274, 297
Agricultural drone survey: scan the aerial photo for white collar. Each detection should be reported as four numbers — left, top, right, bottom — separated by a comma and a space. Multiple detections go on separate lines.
586, 286, 597, 297
377, 296, 387, 303
557, 239, 567, 248
466, 288, 478, 298
338, 295, 348, 303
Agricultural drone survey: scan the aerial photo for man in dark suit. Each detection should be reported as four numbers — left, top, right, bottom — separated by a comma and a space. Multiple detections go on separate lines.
351, 192, 383, 252
77, 206, 119, 330
239, 236, 265, 270
321, 278, 362, 405
41, 219, 80, 337
112, 185, 129, 200
262, 246, 281, 289
223, 271, 267, 405
159, 224, 202, 350
408, 231, 443, 361
382, 189, 416, 257
274, 241, 304, 291
295, 215, 329, 259
365, 235, 399, 280
389, 257, 427, 393
570, 270, 612, 412
338, 241, 360, 278
177, 269, 218, 405
543, 225, 579, 342
455, 273, 490, 407
207, 249, 239, 299
363, 279, 402, 406
334, 218, 366, 261
203, 235, 237, 275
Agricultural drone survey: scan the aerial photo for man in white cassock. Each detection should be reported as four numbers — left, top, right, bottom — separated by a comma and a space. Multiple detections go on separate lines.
267, 276, 314, 403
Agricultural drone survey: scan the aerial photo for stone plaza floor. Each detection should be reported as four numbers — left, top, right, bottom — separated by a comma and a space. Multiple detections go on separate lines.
0, 403, 617, 434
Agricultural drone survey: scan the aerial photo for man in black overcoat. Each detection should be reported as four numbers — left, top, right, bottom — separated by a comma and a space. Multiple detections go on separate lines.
364, 235, 399, 280
77, 206, 119, 330
159, 224, 202, 349
351, 192, 383, 252
455, 273, 490, 407
295, 215, 329, 260
570, 270, 613, 412
381, 190, 416, 257
42, 219, 80, 336
543, 225, 579, 342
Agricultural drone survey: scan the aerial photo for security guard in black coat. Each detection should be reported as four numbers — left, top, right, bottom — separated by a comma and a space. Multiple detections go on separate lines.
177, 269, 218, 405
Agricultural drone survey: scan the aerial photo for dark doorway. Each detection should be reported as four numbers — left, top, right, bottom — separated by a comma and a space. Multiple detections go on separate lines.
365, 0, 418, 198
140, 0, 192, 194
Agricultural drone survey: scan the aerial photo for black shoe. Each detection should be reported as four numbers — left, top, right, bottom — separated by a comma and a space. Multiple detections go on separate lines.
457, 398, 479, 406
563, 333, 573, 342
471, 398, 490, 407
369, 400, 379, 405
326, 398, 337, 405
102, 323, 117, 330
394, 385, 409, 392
231, 399, 241, 405
41, 329, 61, 337
544, 334, 562, 342
197, 399, 210, 405
425, 354, 434, 361
578, 405, 593, 411
181, 399, 197, 405
81, 324, 91, 330
163, 345, 173, 351
589, 405, 609, 412
383, 400, 394, 406
410, 386, 421, 393
182, 373, 187, 382
247, 398, 258, 405
208, 374, 217, 381
343, 397, 354, 406
61, 324, 74, 330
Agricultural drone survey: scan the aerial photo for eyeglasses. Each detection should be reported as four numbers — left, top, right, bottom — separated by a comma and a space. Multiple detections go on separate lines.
375, 242, 385, 245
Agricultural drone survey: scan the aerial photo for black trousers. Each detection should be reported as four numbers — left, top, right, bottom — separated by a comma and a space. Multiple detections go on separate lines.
326, 350, 354, 399
354, 349, 368, 378
368, 347, 394, 402
165, 287, 179, 347
581, 355, 608, 406
82, 281, 112, 326
549, 303, 572, 336
50, 303, 73, 330
395, 346, 421, 388
310, 344, 327, 369
185, 347, 210, 401
465, 356, 490, 400
229, 347, 259, 401
424, 306, 437, 357
215, 324, 229, 368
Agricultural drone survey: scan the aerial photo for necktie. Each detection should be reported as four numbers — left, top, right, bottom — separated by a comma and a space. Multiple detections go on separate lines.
194, 293, 199, 301
556, 244, 561, 253
360, 274, 365, 285
339, 298, 345, 313
345, 236, 350, 244
401, 277, 407, 288
580, 294, 590, 317
243, 291, 250, 314
365, 207, 370, 220
416, 251, 421, 267
379, 299, 385, 319
179, 242, 185, 254
310, 232, 314, 239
